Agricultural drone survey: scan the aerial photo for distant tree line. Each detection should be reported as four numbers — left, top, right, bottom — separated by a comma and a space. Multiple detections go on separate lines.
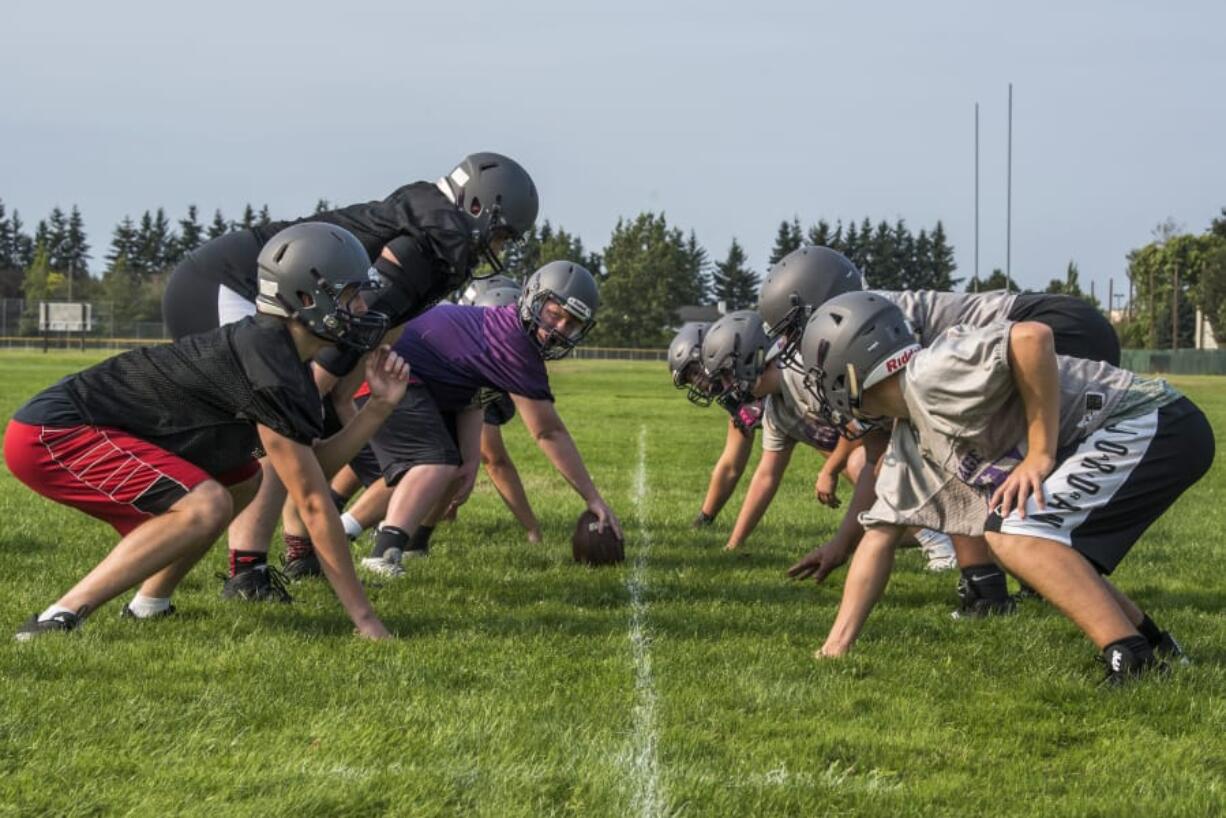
15, 194, 1220, 349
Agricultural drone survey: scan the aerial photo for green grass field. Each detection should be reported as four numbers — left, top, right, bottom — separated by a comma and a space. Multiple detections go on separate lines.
1, 351, 1224, 817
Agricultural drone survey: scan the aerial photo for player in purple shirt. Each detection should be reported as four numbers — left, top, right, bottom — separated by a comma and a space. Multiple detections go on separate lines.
307, 260, 619, 576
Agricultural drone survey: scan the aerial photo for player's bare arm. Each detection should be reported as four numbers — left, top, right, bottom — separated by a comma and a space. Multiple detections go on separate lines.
817, 524, 906, 658
259, 424, 389, 640
989, 321, 1059, 519
513, 394, 623, 540
724, 443, 794, 551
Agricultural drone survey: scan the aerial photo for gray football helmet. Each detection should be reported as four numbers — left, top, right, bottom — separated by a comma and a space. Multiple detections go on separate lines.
757, 245, 863, 368
458, 274, 520, 305
700, 310, 775, 403
255, 222, 388, 351
800, 291, 919, 432
519, 261, 599, 360
472, 285, 522, 308
668, 321, 714, 405
439, 152, 539, 274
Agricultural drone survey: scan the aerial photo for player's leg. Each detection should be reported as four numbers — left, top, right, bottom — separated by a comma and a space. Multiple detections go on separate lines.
985, 396, 1213, 681
480, 423, 542, 543
359, 386, 461, 574
134, 467, 262, 605
5, 421, 235, 638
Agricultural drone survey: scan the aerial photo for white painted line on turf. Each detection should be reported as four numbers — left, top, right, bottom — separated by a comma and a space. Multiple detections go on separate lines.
624, 424, 664, 818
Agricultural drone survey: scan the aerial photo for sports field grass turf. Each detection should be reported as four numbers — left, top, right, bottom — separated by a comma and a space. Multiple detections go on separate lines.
1, 351, 1224, 816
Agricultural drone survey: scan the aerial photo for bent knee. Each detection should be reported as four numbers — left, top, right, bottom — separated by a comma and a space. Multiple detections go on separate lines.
178, 480, 234, 531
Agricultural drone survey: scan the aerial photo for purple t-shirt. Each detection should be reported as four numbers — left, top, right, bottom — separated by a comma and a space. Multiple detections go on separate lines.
394, 303, 553, 411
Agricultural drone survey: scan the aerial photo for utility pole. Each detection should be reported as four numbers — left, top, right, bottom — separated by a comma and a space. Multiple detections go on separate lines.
974, 102, 980, 293
1172, 265, 1179, 351
1006, 82, 1013, 293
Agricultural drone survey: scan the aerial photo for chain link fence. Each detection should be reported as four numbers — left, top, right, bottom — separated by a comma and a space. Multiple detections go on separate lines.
0, 298, 169, 349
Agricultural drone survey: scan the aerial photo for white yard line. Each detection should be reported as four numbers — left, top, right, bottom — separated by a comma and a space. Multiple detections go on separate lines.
625, 424, 663, 818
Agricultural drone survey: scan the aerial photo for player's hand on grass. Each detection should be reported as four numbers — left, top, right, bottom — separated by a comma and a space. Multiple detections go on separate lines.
787, 540, 850, 584
364, 346, 410, 408
815, 471, 840, 508
815, 639, 849, 659
588, 498, 623, 542
354, 614, 393, 641
989, 452, 1054, 520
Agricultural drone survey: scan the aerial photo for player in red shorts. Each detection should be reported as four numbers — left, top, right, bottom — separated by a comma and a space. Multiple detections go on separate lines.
4, 223, 409, 641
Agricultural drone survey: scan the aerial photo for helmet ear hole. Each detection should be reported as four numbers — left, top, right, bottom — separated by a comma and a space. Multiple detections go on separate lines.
469, 197, 482, 216
274, 243, 290, 263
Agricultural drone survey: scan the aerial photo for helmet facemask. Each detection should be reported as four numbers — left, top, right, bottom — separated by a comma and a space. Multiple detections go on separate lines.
524, 290, 595, 360
279, 273, 389, 353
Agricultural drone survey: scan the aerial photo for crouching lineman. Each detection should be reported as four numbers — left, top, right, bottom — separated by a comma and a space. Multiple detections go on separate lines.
162, 152, 538, 599
5, 224, 410, 640
801, 291, 1212, 682
667, 321, 764, 529
700, 310, 957, 568
286, 261, 622, 576
763, 244, 1120, 615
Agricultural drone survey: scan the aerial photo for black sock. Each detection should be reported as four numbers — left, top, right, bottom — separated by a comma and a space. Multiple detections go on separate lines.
229, 549, 267, 577
1137, 613, 1164, 646
410, 525, 435, 552
329, 488, 350, 514
960, 564, 1008, 601
371, 525, 409, 558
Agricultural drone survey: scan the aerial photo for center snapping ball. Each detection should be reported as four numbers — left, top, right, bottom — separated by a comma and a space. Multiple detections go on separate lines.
572, 510, 624, 566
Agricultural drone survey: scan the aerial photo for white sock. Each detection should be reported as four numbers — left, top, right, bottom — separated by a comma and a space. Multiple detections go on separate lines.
341, 512, 364, 541
38, 604, 77, 622
126, 593, 172, 618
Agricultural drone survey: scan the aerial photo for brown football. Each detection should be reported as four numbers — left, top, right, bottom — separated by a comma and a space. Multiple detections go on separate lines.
572, 510, 625, 566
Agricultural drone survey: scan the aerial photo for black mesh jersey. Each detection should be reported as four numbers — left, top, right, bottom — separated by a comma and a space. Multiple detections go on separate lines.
14, 315, 323, 476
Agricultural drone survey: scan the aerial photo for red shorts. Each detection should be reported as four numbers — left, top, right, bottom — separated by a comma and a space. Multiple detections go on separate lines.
3, 420, 259, 535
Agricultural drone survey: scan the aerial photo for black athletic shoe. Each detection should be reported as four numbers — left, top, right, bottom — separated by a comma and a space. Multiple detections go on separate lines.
950, 596, 1017, 620
218, 565, 292, 603
1102, 642, 1169, 686
1154, 631, 1191, 666
281, 551, 322, 581
15, 609, 84, 642
120, 603, 177, 620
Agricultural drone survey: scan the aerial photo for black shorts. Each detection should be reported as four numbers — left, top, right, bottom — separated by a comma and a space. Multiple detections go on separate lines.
1007, 293, 1121, 366
350, 386, 461, 487
986, 397, 1214, 574
483, 392, 516, 427
162, 231, 262, 339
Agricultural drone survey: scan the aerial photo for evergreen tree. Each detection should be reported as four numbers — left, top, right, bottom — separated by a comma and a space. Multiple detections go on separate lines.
135, 209, 173, 276
314, 199, 331, 215
841, 221, 861, 270
100, 253, 141, 331
64, 205, 90, 280
207, 209, 228, 240
106, 217, 140, 274
911, 228, 933, 290
238, 204, 257, 231
10, 210, 33, 268
172, 205, 204, 264
866, 220, 899, 289
711, 238, 758, 310
890, 219, 915, 290
768, 218, 804, 265
1046, 260, 1083, 296
0, 199, 13, 270
45, 207, 70, 272
683, 230, 709, 303
928, 221, 958, 290
977, 268, 1013, 292
807, 219, 833, 248
257, 204, 272, 227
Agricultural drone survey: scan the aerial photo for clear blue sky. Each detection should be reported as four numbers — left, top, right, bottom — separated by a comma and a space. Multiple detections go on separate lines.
4, 0, 1224, 304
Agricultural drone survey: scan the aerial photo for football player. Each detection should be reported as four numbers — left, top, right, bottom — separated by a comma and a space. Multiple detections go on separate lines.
5, 224, 409, 640
700, 310, 956, 568
160, 153, 538, 597
284, 261, 622, 576
667, 321, 763, 529
800, 292, 1211, 682
765, 245, 1120, 615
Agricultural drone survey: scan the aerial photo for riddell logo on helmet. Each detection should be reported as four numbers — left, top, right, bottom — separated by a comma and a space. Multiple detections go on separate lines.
884, 347, 917, 374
